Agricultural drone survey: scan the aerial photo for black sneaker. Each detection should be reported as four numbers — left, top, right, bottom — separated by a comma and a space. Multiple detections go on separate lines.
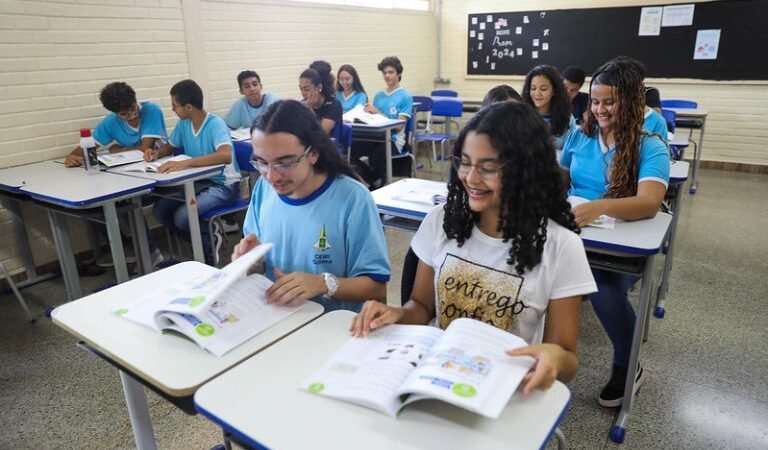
599, 364, 646, 408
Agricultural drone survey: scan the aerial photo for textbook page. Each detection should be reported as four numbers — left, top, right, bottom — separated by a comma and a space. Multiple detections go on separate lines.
114, 154, 191, 173
342, 104, 391, 125
160, 274, 302, 356
397, 318, 533, 419
300, 324, 444, 416
230, 128, 251, 141
98, 150, 145, 167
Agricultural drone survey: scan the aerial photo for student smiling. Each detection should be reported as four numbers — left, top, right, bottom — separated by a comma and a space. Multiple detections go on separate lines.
224, 70, 278, 130
522, 65, 576, 153
335, 64, 368, 113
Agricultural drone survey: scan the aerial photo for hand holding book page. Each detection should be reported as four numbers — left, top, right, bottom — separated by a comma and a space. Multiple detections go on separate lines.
342, 104, 392, 125
301, 318, 534, 419
114, 154, 192, 173
114, 243, 303, 356
567, 196, 618, 229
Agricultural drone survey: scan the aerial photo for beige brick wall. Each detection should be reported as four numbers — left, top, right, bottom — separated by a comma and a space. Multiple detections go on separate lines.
0, 0, 437, 275
438, 0, 768, 165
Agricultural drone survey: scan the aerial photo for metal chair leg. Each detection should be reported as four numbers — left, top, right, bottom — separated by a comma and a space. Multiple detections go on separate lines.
0, 262, 35, 323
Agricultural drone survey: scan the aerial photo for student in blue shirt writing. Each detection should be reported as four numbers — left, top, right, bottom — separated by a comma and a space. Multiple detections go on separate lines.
148, 79, 241, 265
231, 100, 390, 313
65, 82, 166, 167
560, 58, 670, 408
224, 70, 278, 130
335, 64, 368, 112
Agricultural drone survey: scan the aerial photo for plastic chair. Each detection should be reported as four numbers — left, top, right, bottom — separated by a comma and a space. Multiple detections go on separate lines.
0, 261, 35, 323
332, 122, 354, 160
412, 95, 433, 134
413, 98, 463, 169
392, 118, 416, 178
660, 109, 676, 134
200, 141, 256, 266
660, 99, 703, 129
431, 89, 458, 97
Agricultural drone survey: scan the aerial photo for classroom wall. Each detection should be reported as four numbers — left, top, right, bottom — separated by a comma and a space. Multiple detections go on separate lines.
438, 0, 768, 166
0, 0, 436, 274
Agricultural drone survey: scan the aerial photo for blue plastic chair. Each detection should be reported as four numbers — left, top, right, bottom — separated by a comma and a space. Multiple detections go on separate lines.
414, 99, 462, 170
431, 89, 458, 97
661, 99, 703, 129
332, 122, 354, 160
392, 118, 417, 178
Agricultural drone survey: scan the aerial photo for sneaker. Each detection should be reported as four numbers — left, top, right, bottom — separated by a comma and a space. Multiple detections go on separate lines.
598, 364, 646, 408
211, 222, 224, 266
151, 248, 165, 269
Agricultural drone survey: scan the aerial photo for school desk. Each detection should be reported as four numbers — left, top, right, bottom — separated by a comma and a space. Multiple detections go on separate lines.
349, 118, 407, 185
665, 107, 708, 194
51, 261, 324, 450
108, 163, 224, 263
194, 310, 571, 450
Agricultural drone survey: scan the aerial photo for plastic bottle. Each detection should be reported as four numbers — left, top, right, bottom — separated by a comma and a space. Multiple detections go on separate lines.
79, 128, 100, 174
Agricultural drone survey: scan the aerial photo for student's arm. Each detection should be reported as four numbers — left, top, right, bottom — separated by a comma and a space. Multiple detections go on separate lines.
157, 144, 232, 173
320, 118, 336, 135
350, 259, 436, 337
64, 146, 85, 167
109, 137, 159, 154
571, 180, 666, 226
144, 141, 175, 161
265, 269, 385, 305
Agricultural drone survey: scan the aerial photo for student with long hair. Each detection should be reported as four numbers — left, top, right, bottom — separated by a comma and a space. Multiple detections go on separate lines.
522, 65, 576, 152
299, 60, 342, 135
232, 100, 390, 313
560, 58, 670, 407
351, 102, 597, 394
335, 64, 367, 112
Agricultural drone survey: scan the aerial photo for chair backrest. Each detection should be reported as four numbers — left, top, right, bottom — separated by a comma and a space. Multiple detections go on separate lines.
232, 140, 255, 172
431, 89, 458, 97
432, 98, 463, 118
412, 96, 433, 112
340, 123, 353, 155
661, 109, 677, 134
661, 99, 698, 109
400, 247, 419, 305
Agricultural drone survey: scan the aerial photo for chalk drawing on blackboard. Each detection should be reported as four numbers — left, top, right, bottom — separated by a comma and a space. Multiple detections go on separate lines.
543, 29, 550, 36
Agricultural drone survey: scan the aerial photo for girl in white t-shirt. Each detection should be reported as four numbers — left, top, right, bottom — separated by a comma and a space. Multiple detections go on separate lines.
351, 102, 597, 394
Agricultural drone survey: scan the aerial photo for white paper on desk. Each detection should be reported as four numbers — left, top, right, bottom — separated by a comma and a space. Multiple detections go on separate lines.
342, 104, 391, 125
230, 127, 251, 141
567, 196, 618, 229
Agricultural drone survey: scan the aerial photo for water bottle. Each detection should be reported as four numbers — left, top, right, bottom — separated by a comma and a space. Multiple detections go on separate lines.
79, 128, 100, 174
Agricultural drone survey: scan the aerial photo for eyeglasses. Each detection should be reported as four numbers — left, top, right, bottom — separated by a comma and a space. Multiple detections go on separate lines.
117, 104, 140, 119
251, 146, 312, 174
451, 156, 503, 180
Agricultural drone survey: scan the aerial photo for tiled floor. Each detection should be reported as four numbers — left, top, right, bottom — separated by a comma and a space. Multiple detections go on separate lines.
1, 165, 767, 449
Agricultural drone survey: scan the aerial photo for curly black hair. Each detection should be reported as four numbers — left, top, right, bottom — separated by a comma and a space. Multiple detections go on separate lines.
377, 56, 403, 81
301, 60, 335, 102
443, 101, 579, 275
522, 65, 572, 137
99, 82, 137, 113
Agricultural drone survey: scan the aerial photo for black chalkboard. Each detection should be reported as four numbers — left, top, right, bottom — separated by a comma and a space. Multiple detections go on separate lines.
466, 0, 768, 80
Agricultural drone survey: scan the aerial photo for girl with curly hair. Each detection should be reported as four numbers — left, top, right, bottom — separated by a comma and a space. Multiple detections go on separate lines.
560, 58, 670, 407
351, 101, 597, 394
522, 65, 576, 153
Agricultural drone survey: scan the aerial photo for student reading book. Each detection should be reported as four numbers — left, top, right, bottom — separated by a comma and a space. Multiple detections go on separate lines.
302, 318, 534, 419
114, 243, 301, 356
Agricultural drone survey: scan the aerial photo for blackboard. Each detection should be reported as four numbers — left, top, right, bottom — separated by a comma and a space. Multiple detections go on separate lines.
466, 0, 768, 80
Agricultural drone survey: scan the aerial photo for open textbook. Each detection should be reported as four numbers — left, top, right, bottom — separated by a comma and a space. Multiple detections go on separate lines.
97, 150, 145, 168
567, 196, 619, 229
230, 127, 251, 141
113, 154, 191, 173
114, 244, 301, 356
301, 318, 534, 419
342, 104, 392, 125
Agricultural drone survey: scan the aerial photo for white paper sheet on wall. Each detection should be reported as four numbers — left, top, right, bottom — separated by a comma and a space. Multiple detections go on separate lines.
662, 4, 695, 27
638, 6, 662, 36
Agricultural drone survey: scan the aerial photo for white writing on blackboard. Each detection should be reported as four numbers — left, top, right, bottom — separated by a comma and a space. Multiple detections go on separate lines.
496, 29, 510, 36
493, 36, 514, 47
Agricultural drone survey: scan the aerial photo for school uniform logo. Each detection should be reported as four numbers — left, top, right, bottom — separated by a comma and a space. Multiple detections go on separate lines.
313, 225, 334, 266
313, 225, 332, 252
389, 106, 398, 116
436, 253, 527, 332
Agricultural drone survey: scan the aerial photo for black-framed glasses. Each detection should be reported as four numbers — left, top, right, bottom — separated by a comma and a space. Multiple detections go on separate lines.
251, 146, 312, 174
451, 156, 503, 179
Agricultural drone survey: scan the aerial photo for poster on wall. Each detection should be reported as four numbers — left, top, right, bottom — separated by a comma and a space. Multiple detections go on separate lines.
638, 7, 662, 36
693, 29, 720, 60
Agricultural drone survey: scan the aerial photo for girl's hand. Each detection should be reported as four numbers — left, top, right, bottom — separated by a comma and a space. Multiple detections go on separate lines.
349, 300, 405, 337
571, 200, 606, 227
506, 344, 565, 395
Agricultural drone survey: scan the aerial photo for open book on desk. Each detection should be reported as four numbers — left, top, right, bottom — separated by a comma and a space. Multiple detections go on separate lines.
301, 318, 534, 419
230, 127, 251, 141
97, 150, 145, 168
342, 104, 392, 125
114, 243, 301, 356
112, 154, 191, 173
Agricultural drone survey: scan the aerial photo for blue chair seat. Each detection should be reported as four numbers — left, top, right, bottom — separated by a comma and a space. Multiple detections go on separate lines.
200, 198, 250, 221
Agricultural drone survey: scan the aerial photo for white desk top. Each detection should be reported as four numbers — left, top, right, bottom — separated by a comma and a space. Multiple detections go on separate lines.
195, 310, 570, 450
581, 213, 672, 256
669, 160, 689, 184
109, 164, 224, 186
665, 107, 708, 117
371, 178, 447, 220
52, 261, 324, 396
0, 160, 70, 191
17, 163, 155, 208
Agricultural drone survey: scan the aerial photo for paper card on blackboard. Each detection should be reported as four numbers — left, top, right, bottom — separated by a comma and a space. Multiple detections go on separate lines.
517, 48, 523, 55
491, 62, 496, 70
639, 6, 662, 36
479, 33, 484, 40
472, 61, 478, 69
662, 4, 694, 27
485, 56, 489, 63
533, 38, 539, 46
542, 42, 549, 51
532, 51, 539, 59
470, 30, 476, 38
693, 29, 720, 60
524, 16, 529, 24
495, 23, 500, 30
487, 15, 493, 22
480, 22, 485, 30
472, 17, 477, 25
478, 43, 483, 50
516, 26, 522, 34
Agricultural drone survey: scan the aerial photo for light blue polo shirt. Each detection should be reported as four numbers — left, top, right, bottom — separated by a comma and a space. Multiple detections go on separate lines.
336, 91, 367, 112
224, 93, 278, 130
373, 87, 413, 151
643, 108, 669, 143
168, 113, 240, 186
93, 101, 166, 148
561, 127, 670, 200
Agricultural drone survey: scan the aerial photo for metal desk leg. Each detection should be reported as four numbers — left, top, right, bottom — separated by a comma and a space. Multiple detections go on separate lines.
554, 427, 567, 450
131, 197, 153, 275
655, 184, 683, 318
0, 198, 56, 288
103, 202, 129, 284
384, 129, 393, 185
119, 370, 157, 450
47, 211, 82, 300
184, 182, 205, 263
690, 118, 706, 194
610, 255, 655, 444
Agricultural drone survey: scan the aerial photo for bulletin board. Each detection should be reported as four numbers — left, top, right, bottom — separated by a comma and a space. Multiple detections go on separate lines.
466, 0, 768, 80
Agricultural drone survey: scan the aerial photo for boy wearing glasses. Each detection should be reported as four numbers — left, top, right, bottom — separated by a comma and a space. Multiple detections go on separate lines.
224, 70, 278, 130
148, 79, 241, 265
64, 82, 166, 167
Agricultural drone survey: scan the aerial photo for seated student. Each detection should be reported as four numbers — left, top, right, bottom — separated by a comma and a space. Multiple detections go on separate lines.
148, 79, 241, 265
335, 64, 368, 113
614, 56, 669, 142
231, 100, 390, 313
562, 66, 590, 124
481, 84, 522, 107
65, 82, 166, 167
523, 65, 576, 153
351, 56, 413, 188
224, 70, 278, 130
352, 102, 596, 394
560, 58, 669, 408
299, 60, 342, 135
